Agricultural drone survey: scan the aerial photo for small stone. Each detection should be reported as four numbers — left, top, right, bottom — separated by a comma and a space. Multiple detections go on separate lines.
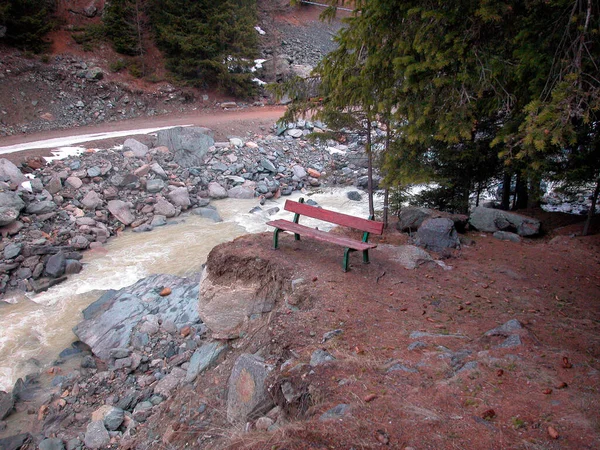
160, 287, 172, 296
310, 349, 335, 366
255, 416, 274, 431
319, 404, 350, 421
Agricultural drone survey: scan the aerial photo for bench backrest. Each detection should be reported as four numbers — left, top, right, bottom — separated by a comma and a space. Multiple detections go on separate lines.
284, 199, 384, 235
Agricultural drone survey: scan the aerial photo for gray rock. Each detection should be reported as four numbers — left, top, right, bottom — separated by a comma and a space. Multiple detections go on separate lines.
39, 438, 65, 450
65, 177, 83, 190
0, 207, 19, 226
65, 260, 83, 275
3, 243, 22, 259
109, 348, 130, 359
46, 177, 62, 195
45, 252, 66, 278
87, 166, 101, 177
185, 342, 228, 382
321, 329, 343, 343
191, 207, 222, 222
319, 404, 350, 421
107, 200, 135, 225
0, 433, 32, 450
154, 367, 186, 397
346, 191, 362, 201
26, 201, 56, 215
227, 185, 255, 199
168, 187, 191, 209
0, 192, 25, 211
0, 390, 15, 420
85, 67, 103, 80
415, 218, 460, 252
493, 231, 521, 243
0, 159, 26, 185
227, 353, 274, 423
292, 165, 307, 179
150, 163, 168, 179
154, 198, 176, 217
66, 438, 82, 450
156, 127, 214, 168
81, 190, 102, 209
151, 215, 167, 227
287, 129, 303, 138
71, 235, 90, 250
485, 319, 523, 337
386, 362, 418, 373
132, 401, 153, 422
260, 158, 277, 173
408, 341, 427, 351
84, 421, 110, 450
310, 349, 335, 366
495, 335, 522, 349
469, 207, 541, 236
123, 139, 149, 158
208, 182, 228, 199
146, 179, 165, 193
103, 407, 124, 431
383, 244, 433, 269
397, 206, 469, 233
73, 274, 201, 360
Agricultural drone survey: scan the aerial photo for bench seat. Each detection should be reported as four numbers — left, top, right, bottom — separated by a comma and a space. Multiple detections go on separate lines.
266, 219, 377, 252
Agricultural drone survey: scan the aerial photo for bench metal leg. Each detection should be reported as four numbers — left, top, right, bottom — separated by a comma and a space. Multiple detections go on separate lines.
363, 249, 370, 264
294, 233, 300, 241
273, 228, 282, 249
343, 248, 355, 272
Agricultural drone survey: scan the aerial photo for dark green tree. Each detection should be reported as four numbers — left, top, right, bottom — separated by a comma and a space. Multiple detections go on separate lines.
0, 0, 55, 52
149, 0, 259, 96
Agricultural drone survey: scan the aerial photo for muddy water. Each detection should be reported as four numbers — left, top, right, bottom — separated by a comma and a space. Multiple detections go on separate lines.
0, 187, 377, 391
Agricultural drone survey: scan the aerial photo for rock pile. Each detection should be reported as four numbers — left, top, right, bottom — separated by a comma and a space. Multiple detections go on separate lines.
0, 122, 381, 296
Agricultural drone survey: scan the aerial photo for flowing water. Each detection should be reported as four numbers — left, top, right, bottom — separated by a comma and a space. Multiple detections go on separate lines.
0, 187, 377, 391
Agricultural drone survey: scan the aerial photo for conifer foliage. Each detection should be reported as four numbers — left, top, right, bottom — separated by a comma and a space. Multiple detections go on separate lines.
0, 0, 55, 52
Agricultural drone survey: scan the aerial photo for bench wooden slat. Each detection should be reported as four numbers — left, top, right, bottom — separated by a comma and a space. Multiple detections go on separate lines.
284, 200, 384, 235
266, 219, 376, 251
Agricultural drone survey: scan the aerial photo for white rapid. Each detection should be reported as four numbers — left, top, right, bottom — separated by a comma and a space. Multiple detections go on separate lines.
0, 187, 378, 391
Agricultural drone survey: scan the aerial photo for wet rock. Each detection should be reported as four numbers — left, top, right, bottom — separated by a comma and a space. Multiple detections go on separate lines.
153, 198, 176, 217
346, 191, 362, 201
191, 207, 222, 222
123, 139, 149, 158
185, 342, 228, 383
227, 353, 274, 423
150, 215, 167, 227
73, 274, 201, 359
107, 200, 135, 225
208, 182, 228, 199
156, 127, 214, 168
168, 187, 191, 209
45, 252, 66, 278
415, 218, 460, 252
469, 207, 541, 236
228, 185, 255, 199
84, 420, 110, 449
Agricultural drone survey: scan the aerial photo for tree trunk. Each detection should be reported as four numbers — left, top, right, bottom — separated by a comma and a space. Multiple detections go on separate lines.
366, 117, 375, 218
501, 172, 511, 210
528, 173, 542, 209
476, 181, 482, 207
383, 188, 389, 228
514, 171, 528, 210
583, 176, 600, 236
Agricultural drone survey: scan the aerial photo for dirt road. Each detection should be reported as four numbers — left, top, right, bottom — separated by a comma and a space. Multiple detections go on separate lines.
0, 106, 286, 164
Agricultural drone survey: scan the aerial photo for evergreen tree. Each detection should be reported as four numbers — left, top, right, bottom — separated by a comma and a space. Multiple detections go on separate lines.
0, 0, 55, 52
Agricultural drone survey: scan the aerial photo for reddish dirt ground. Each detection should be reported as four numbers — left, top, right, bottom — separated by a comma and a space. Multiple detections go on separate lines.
176, 218, 600, 450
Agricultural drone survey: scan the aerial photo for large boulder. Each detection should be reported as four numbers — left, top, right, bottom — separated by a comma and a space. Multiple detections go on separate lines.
154, 198, 176, 217
415, 218, 460, 252
469, 206, 541, 236
227, 185, 255, 199
226, 354, 274, 423
0, 159, 26, 185
0, 192, 25, 211
382, 244, 434, 269
397, 206, 468, 233
207, 182, 228, 199
156, 127, 215, 168
168, 187, 191, 209
0, 390, 15, 420
73, 274, 201, 360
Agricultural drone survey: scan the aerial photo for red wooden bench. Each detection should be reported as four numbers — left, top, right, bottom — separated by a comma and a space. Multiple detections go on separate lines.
266, 198, 384, 272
